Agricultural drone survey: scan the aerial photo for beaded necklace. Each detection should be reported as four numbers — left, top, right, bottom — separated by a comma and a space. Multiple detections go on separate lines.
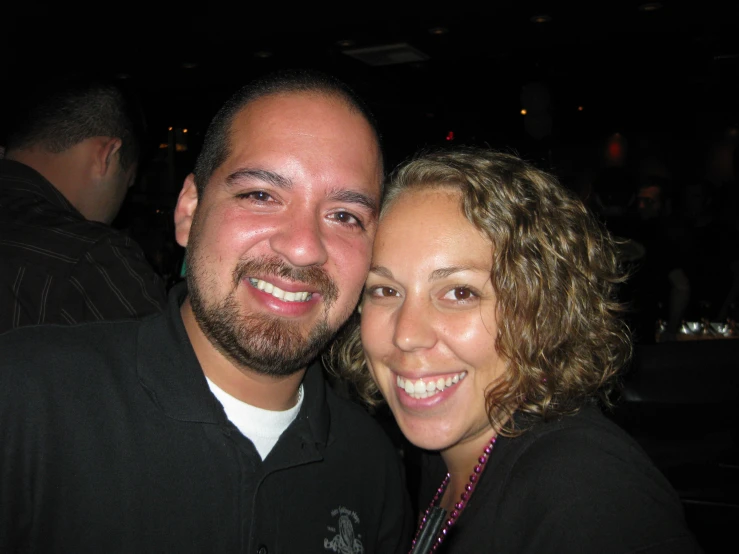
409, 435, 497, 554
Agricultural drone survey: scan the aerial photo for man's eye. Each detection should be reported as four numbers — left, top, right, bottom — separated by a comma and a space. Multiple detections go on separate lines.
239, 191, 273, 202
331, 211, 364, 229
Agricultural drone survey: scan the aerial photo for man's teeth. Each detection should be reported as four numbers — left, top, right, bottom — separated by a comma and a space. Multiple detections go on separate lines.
397, 372, 467, 399
249, 278, 312, 302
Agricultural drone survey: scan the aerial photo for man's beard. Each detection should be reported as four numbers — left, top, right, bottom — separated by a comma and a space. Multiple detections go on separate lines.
187, 253, 342, 377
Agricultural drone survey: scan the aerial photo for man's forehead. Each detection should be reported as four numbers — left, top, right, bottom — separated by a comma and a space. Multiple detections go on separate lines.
220, 94, 381, 179
231, 91, 351, 129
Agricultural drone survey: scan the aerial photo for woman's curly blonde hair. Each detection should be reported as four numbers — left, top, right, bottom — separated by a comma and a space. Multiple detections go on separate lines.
326, 146, 632, 436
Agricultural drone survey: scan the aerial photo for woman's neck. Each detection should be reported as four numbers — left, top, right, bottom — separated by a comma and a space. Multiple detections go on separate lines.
438, 426, 497, 512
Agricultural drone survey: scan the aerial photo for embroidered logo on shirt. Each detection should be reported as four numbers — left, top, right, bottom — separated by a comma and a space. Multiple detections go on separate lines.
323, 506, 364, 554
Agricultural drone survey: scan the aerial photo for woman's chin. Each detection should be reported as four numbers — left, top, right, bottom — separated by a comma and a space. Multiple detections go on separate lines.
394, 418, 456, 453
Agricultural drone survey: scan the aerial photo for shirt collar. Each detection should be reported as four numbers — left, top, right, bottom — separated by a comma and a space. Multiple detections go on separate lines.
0, 159, 82, 216
136, 281, 331, 446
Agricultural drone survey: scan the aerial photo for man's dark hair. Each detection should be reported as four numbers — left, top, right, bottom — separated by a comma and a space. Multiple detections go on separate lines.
5, 75, 144, 172
193, 69, 383, 195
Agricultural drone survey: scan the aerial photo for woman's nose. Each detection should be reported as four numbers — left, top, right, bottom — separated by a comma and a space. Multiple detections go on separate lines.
392, 298, 437, 352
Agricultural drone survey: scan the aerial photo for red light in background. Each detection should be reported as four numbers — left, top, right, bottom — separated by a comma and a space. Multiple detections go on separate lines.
605, 133, 628, 166
446, 131, 455, 141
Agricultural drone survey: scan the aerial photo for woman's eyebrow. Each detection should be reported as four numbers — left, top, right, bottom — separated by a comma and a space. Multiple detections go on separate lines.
368, 265, 393, 279
369, 265, 488, 282
429, 265, 489, 281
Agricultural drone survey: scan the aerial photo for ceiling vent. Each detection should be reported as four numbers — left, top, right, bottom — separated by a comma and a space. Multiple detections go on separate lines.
342, 43, 429, 66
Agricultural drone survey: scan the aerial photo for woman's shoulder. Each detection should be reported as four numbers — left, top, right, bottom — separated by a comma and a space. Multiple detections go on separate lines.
486, 406, 698, 553
502, 406, 670, 493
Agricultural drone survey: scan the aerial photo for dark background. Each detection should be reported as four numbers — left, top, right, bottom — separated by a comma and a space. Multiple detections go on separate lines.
2, 3, 739, 551
4, 2, 737, 287
3, 1, 738, 187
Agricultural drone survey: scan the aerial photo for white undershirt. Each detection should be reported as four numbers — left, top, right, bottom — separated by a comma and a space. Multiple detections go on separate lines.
205, 377, 304, 460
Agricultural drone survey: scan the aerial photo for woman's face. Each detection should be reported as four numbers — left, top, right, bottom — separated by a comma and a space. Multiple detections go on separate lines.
361, 187, 507, 454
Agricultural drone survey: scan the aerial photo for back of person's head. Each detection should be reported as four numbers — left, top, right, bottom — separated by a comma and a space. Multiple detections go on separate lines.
5, 75, 144, 172
192, 68, 383, 195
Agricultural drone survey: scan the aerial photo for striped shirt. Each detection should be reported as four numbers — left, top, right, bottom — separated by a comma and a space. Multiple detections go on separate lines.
0, 160, 167, 333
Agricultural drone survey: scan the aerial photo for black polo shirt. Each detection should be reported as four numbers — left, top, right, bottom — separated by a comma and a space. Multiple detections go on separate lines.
0, 284, 412, 553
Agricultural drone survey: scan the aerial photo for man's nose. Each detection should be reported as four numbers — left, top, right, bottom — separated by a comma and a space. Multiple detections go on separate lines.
269, 211, 329, 268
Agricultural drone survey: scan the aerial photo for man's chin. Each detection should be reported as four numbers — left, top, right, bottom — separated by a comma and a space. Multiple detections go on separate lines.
188, 276, 341, 376
223, 337, 330, 377
204, 315, 334, 377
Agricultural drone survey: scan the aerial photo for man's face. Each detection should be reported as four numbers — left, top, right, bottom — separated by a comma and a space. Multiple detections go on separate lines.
636, 185, 662, 221
175, 93, 382, 377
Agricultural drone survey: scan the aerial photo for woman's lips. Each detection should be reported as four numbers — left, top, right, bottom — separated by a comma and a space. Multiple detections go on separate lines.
396, 371, 467, 400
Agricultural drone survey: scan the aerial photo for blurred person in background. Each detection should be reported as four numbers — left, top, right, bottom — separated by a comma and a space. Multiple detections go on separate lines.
623, 175, 690, 342
0, 75, 166, 331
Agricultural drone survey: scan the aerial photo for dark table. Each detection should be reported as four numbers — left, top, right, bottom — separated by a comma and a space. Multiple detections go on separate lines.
610, 340, 739, 553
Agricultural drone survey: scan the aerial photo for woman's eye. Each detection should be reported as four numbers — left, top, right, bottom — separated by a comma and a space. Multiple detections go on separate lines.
443, 287, 477, 301
369, 286, 399, 298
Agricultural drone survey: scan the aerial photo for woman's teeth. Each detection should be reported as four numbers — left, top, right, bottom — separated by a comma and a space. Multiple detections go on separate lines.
397, 372, 467, 399
249, 278, 312, 302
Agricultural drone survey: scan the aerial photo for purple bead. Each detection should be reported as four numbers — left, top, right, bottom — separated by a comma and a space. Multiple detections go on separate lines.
479, 455, 487, 464
441, 528, 449, 536
470, 474, 478, 482
455, 501, 465, 510
465, 483, 473, 492
474, 465, 482, 474
461, 492, 469, 500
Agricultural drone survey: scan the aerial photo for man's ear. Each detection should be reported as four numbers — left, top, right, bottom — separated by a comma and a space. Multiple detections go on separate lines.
97, 137, 123, 177
174, 173, 199, 248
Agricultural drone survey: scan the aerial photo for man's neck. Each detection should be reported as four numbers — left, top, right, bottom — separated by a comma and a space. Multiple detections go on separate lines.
180, 298, 306, 411
7, 147, 90, 218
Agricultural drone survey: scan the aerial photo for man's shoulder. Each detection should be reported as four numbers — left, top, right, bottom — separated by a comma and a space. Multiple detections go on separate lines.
324, 389, 402, 456
0, 319, 150, 416
0, 319, 142, 371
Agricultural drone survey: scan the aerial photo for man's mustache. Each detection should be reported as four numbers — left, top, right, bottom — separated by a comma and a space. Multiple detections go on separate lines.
234, 256, 339, 305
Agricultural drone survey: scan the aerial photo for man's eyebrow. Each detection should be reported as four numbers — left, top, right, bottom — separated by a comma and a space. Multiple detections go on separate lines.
328, 189, 379, 216
225, 168, 293, 190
